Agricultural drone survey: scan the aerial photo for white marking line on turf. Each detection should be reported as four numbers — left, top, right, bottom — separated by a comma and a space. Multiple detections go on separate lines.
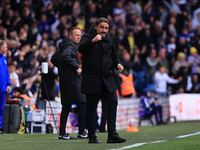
109, 140, 166, 150
151, 140, 166, 144
176, 132, 200, 139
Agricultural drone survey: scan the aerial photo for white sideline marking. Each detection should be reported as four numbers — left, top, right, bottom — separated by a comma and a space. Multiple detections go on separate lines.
176, 132, 200, 139
109, 140, 166, 150
151, 140, 166, 144
111, 132, 200, 150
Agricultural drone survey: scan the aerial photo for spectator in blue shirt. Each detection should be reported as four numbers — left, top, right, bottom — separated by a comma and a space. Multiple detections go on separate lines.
37, 14, 56, 35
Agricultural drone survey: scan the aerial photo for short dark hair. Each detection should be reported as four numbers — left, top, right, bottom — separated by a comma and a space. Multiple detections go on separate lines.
13, 87, 23, 94
0, 40, 5, 47
95, 17, 110, 26
7, 62, 16, 67
69, 27, 81, 35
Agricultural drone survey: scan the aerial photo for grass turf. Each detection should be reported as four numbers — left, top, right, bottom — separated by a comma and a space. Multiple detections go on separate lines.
0, 121, 199, 150
130, 135, 200, 150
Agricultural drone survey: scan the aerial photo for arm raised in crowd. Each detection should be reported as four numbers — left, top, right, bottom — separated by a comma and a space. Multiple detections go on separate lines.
18, 60, 39, 81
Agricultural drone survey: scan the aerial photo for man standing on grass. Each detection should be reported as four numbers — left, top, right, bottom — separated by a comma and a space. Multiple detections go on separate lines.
78, 17, 126, 144
0, 40, 11, 134
51, 27, 87, 140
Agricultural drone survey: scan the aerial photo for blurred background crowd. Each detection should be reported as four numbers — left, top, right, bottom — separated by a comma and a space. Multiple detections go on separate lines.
2, 0, 200, 101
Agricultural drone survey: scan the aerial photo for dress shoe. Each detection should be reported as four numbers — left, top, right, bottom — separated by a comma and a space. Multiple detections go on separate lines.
107, 133, 126, 143
88, 137, 101, 143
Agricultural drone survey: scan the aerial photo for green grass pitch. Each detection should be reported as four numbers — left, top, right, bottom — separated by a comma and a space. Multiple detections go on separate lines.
0, 121, 199, 150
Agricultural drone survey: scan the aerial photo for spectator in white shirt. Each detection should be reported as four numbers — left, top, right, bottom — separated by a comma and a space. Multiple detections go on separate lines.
171, 0, 180, 14
154, 66, 180, 97
7, 62, 20, 89
167, 36, 176, 60
192, 8, 200, 30
113, 1, 126, 22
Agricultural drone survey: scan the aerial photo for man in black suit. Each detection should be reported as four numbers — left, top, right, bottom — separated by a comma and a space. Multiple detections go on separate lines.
51, 27, 87, 140
78, 17, 126, 144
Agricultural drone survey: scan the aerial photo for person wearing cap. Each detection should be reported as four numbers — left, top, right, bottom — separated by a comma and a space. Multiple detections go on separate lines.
172, 52, 188, 76
0, 40, 11, 134
188, 47, 200, 74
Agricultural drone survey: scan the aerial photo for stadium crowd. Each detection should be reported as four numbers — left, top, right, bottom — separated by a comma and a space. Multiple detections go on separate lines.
1, 0, 200, 101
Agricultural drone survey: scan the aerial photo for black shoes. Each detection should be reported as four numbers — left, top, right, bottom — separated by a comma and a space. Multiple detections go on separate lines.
59, 132, 88, 140
58, 133, 77, 140
88, 137, 101, 144
156, 121, 167, 125
160, 121, 167, 125
58, 132, 126, 144
0, 129, 6, 134
77, 131, 88, 139
0, 130, 6, 134
107, 133, 126, 143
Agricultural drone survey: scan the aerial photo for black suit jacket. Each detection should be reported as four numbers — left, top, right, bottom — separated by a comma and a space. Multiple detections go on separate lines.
78, 25, 122, 94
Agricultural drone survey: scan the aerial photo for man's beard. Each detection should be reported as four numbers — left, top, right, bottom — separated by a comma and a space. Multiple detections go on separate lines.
101, 32, 107, 38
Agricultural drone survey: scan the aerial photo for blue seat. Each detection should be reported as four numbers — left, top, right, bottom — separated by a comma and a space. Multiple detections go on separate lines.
147, 84, 154, 92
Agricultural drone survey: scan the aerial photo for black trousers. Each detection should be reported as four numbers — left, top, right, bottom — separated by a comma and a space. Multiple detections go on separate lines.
86, 84, 118, 138
59, 103, 86, 135
99, 97, 108, 132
